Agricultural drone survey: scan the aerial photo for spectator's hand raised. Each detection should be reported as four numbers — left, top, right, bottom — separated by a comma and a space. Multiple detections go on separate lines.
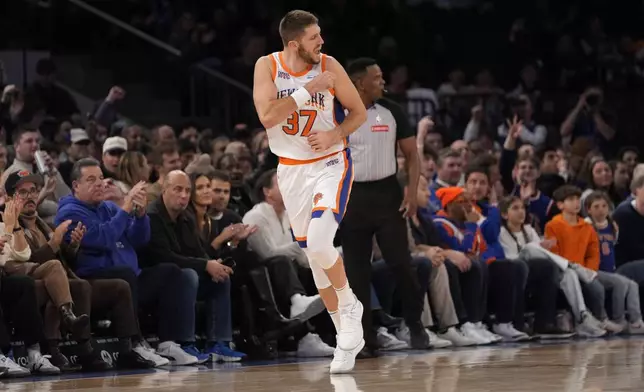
53, 220, 72, 247
124, 182, 147, 213
206, 259, 233, 282
234, 224, 258, 241
1, 198, 23, 233
106, 86, 126, 103
506, 115, 522, 141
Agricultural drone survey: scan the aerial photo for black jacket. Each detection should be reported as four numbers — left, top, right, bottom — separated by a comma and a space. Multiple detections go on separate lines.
141, 198, 209, 272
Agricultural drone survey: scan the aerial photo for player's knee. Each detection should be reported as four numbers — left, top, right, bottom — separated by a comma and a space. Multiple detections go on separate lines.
309, 261, 332, 289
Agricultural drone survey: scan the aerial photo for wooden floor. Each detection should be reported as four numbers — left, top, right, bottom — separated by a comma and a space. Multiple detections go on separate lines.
5, 338, 644, 391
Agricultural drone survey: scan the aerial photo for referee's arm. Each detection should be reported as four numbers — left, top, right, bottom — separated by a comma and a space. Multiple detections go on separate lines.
382, 99, 420, 217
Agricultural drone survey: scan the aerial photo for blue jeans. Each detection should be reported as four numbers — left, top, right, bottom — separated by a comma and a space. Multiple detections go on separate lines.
183, 269, 233, 342
371, 256, 432, 314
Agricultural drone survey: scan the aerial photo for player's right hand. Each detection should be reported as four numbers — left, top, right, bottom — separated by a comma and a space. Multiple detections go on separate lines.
305, 71, 336, 94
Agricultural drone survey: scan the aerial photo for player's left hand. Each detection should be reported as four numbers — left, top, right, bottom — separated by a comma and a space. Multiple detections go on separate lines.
399, 194, 417, 219
307, 129, 341, 152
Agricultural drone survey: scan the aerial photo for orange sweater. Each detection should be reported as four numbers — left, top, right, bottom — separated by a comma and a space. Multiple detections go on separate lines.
544, 214, 601, 271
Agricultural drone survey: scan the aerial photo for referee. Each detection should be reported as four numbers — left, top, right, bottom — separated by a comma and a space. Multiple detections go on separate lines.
340, 58, 429, 353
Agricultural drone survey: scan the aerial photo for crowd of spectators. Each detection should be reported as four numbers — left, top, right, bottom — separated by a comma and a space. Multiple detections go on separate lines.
1, 0, 644, 379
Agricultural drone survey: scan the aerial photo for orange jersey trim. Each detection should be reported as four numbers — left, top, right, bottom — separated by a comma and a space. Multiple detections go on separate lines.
278, 52, 312, 77
278, 150, 340, 165
269, 54, 278, 81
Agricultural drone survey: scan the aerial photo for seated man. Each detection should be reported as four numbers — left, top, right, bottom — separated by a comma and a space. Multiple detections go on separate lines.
55, 158, 197, 366
8, 170, 156, 370
142, 170, 244, 362
241, 169, 333, 356
0, 273, 54, 377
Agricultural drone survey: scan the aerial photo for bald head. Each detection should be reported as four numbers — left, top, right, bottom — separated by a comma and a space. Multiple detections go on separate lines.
162, 170, 191, 214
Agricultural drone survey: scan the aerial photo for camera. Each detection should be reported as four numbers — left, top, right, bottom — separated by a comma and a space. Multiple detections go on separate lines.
586, 93, 600, 107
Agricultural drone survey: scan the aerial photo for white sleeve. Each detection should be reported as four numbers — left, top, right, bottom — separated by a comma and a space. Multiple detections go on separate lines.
499, 227, 521, 260
519, 124, 548, 149
243, 211, 307, 265
525, 225, 542, 245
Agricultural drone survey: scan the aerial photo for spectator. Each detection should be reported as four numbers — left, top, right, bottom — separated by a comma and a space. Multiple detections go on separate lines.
584, 191, 644, 333
101, 136, 127, 179
0, 275, 55, 377
93, 87, 126, 130
618, 147, 639, 173
59, 128, 91, 187
1, 127, 71, 223
215, 154, 253, 216
497, 96, 547, 150
178, 139, 198, 169
560, 87, 615, 155
147, 143, 182, 205
11, 170, 158, 369
114, 151, 151, 194
610, 160, 631, 201
142, 170, 240, 362
580, 156, 624, 211
545, 185, 619, 333
424, 149, 462, 215
613, 174, 644, 276
0, 142, 7, 177
121, 124, 143, 151
55, 158, 198, 366
27, 59, 79, 120
151, 125, 176, 145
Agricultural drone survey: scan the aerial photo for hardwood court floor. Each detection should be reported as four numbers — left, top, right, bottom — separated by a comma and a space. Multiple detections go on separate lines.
4, 337, 644, 391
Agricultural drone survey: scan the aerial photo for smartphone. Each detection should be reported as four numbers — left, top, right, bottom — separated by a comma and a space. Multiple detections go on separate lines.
222, 257, 236, 269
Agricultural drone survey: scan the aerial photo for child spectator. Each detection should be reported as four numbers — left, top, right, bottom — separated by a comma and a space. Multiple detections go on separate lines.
584, 191, 644, 333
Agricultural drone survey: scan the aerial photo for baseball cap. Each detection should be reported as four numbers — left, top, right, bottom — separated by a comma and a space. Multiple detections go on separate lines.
4, 170, 44, 197
103, 137, 128, 154
70, 128, 90, 144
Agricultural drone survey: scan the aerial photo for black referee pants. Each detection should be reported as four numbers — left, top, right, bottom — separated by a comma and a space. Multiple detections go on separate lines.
340, 175, 424, 349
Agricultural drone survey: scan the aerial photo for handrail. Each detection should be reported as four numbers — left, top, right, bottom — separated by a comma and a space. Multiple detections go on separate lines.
66, 0, 253, 96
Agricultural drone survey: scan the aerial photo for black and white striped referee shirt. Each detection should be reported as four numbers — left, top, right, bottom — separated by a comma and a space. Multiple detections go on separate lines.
349, 98, 414, 182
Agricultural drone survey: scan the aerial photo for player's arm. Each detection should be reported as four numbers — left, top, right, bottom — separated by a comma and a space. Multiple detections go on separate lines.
326, 56, 367, 138
253, 56, 298, 129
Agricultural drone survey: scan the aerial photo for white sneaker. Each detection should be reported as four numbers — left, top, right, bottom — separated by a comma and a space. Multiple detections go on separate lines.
427, 329, 453, 348
329, 338, 365, 374
461, 322, 492, 345
28, 352, 60, 374
297, 333, 335, 357
290, 294, 326, 320
377, 327, 408, 351
438, 327, 478, 347
134, 343, 171, 367
600, 319, 624, 334
0, 355, 30, 377
156, 341, 198, 365
493, 323, 530, 342
394, 322, 410, 344
337, 297, 364, 351
475, 322, 503, 343
628, 321, 644, 335
576, 314, 607, 338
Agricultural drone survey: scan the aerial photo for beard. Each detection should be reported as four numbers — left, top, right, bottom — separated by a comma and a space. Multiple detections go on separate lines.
298, 46, 320, 65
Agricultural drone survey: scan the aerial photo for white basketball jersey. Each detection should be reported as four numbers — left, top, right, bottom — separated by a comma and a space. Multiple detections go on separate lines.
267, 52, 345, 162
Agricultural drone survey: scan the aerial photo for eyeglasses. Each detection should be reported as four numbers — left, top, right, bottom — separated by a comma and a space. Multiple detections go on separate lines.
16, 188, 39, 198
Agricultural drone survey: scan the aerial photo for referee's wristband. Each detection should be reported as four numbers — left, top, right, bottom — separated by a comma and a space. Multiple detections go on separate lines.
290, 87, 311, 108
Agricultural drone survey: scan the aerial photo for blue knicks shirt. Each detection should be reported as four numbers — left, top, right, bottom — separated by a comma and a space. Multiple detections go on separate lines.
586, 218, 618, 272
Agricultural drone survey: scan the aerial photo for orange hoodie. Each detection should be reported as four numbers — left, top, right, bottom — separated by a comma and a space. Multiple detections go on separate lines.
544, 214, 601, 271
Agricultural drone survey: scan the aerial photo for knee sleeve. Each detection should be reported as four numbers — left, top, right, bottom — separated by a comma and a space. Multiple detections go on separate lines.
306, 209, 340, 270
304, 248, 332, 289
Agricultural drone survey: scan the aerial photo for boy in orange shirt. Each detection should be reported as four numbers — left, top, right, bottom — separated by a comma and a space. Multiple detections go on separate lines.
545, 185, 623, 333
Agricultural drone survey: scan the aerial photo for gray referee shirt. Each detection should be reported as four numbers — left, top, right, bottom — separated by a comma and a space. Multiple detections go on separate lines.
350, 98, 414, 182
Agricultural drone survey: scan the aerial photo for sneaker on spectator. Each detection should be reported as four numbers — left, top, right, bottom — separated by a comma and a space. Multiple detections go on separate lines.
329, 338, 365, 374
181, 345, 209, 364
28, 352, 60, 374
426, 329, 452, 348
377, 327, 408, 351
116, 350, 156, 369
461, 322, 492, 345
438, 327, 477, 347
576, 313, 607, 338
204, 342, 246, 362
475, 322, 503, 343
493, 323, 530, 342
290, 294, 325, 321
0, 354, 30, 377
297, 333, 335, 357
628, 321, 644, 335
156, 341, 199, 365
337, 297, 364, 351
133, 342, 170, 367
600, 319, 624, 334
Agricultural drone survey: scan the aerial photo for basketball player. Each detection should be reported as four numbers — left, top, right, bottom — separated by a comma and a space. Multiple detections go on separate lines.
253, 10, 367, 373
